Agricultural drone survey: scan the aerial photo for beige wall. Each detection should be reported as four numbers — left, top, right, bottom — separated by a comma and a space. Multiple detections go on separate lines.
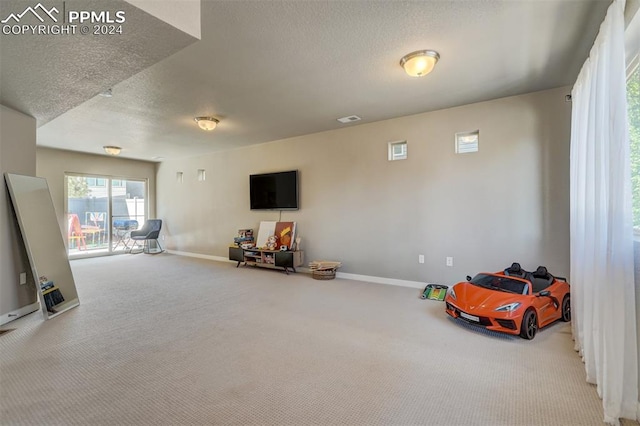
157, 87, 571, 285
36, 147, 157, 242
0, 105, 38, 319
125, 0, 201, 39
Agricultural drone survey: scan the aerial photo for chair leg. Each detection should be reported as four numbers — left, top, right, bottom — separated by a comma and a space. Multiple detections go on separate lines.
129, 239, 163, 254
146, 239, 163, 254
129, 240, 143, 254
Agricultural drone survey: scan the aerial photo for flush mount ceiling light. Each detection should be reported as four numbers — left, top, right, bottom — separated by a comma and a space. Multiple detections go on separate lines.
103, 145, 121, 156
400, 50, 440, 77
194, 116, 219, 131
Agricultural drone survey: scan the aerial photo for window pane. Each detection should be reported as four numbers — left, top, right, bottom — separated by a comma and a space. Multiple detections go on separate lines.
111, 179, 146, 252
66, 175, 109, 255
388, 141, 407, 161
456, 130, 479, 154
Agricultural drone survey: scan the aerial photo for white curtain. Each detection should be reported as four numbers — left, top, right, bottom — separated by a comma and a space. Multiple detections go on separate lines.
570, 0, 639, 424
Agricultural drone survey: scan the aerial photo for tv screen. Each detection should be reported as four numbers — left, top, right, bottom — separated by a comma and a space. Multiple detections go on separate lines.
250, 170, 299, 210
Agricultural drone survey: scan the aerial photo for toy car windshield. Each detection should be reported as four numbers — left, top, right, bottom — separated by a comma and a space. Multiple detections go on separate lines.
470, 273, 528, 295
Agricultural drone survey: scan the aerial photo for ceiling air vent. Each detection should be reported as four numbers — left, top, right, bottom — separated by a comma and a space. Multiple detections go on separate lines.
337, 115, 361, 124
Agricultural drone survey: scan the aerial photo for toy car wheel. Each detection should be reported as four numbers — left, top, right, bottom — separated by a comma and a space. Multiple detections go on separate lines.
420, 293, 427, 299
561, 295, 571, 322
520, 309, 538, 340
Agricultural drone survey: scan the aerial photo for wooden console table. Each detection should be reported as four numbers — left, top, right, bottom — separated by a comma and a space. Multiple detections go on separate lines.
229, 247, 304, 274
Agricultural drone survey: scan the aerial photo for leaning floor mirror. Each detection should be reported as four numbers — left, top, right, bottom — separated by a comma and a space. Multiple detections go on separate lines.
5, 173, 79, 319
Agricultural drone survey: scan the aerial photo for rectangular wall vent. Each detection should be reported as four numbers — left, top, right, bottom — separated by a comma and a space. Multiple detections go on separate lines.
337, 115, 361, 123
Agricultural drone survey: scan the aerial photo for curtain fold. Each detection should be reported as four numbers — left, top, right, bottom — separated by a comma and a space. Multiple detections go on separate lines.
570, 0, 639, 424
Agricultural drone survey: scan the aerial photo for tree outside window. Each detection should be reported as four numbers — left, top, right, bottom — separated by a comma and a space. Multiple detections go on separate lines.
67, 176, 89, 198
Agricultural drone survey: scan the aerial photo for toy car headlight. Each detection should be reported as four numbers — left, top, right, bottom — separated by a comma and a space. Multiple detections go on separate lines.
494, 302, 521, 312
447, 286, 457, 300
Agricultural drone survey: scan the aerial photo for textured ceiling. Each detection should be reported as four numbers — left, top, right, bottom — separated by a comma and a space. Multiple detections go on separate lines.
0, 0, 198, 125
8, 0, 611, 161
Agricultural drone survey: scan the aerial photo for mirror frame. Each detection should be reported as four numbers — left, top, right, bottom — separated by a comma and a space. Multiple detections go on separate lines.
5, 173, 80, 319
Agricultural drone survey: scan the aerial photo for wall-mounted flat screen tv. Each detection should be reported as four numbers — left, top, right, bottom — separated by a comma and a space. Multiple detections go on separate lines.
250, 170, 299, 210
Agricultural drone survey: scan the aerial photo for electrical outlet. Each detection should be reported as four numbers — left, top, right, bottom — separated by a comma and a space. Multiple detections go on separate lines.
19, 272, 26, 285
418, 254, 425, 264
446, 257, 454, 267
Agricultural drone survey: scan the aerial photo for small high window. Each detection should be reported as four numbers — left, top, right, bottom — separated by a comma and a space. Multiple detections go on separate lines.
388, 141, 407, 161
455, 130, 479, 154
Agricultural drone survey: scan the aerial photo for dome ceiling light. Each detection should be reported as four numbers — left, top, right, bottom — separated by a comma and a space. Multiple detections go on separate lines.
194, 117, 219, 131
103, 145, 121, 155
400, 50, 440, 77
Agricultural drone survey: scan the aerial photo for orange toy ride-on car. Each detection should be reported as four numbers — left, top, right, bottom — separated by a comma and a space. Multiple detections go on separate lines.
444, 263, 570, 340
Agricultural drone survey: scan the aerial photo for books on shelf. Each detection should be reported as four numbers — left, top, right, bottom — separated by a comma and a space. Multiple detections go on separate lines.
40, 280, 54, 291
234, 228, 255, 247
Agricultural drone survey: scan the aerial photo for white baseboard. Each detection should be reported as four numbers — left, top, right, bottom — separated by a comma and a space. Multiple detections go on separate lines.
166, 250, 234, 264
335, 271, 426, 289
0, 302, 39, 326
169, 250, 426, 289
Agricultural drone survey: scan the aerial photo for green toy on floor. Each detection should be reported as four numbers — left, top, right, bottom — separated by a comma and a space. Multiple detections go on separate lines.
421, 284, 448, 301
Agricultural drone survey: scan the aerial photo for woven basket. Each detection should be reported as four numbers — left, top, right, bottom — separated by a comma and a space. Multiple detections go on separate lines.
312, 269, 336, 280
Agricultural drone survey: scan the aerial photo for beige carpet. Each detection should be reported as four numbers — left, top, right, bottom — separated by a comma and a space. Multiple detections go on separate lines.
0, 254, 636, 425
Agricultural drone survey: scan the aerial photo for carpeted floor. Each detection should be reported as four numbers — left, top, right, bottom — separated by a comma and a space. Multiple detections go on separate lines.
0, 254, 636, 425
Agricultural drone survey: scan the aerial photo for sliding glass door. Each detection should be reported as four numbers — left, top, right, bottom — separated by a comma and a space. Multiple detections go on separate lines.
111, 179, 146, 252
65, 174, 147, 257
